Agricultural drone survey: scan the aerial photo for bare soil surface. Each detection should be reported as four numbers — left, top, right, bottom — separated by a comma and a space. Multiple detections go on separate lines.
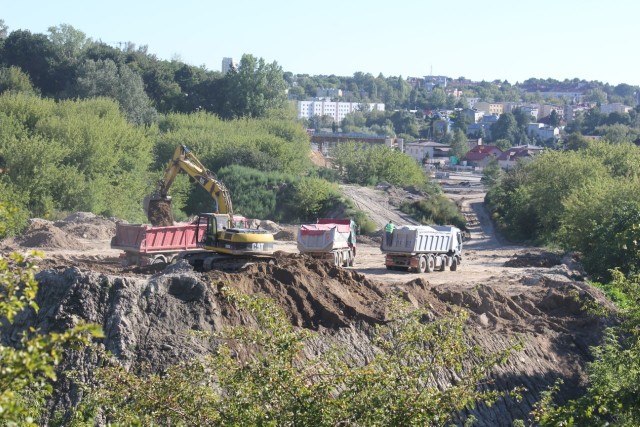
0, 183, 609, 426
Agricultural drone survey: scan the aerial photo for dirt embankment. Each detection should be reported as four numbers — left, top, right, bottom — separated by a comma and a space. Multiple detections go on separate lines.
0, 183, 614, 425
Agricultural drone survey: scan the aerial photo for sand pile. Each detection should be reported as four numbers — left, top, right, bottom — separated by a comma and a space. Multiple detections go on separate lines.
16, 219, 85, 250
55, 212, 117, 240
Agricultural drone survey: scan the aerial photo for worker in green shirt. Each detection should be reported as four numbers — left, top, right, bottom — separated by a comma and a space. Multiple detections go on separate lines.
385, 220, 395, 245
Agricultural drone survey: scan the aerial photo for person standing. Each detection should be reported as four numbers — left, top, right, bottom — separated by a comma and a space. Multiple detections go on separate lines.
385, 220, 395, 245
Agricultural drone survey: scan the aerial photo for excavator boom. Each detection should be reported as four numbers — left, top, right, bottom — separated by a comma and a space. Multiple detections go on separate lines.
145, 144, 274, 271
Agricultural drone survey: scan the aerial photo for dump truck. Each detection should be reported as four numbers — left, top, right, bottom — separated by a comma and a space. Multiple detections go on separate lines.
142, 145, 274, 270
297, 219, 357, 267
111, 219, 207, 267
111, 214, 250, 267
381, 225, 463, 273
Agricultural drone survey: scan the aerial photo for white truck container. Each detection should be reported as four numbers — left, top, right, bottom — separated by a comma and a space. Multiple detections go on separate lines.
297, 219, 356, 267
381, 225, 463, 273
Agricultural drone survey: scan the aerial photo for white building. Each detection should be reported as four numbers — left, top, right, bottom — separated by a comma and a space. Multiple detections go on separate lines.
221, 57, 236, 74
526, 123, 560, 141
404, 140, 451, 163
297, 100, 385, 122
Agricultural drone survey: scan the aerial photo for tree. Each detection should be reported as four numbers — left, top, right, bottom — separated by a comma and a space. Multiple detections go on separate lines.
0, 29, 65, 96
75, 59, 158, 125
490, 112, 518, 143
47, 24, 90, 61
449, 128, 470, 159
0, 65, 37, 95
222, 54, 288, 119
548, 109, 560, 127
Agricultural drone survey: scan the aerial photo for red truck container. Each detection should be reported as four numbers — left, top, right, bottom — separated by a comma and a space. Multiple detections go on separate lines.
111, 218, 208, 266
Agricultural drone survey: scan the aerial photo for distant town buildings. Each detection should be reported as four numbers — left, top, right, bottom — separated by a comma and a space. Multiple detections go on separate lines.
297, 100, 385, 123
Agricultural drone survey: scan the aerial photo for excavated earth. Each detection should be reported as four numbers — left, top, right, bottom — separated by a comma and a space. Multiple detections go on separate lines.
0, 205, 617, 426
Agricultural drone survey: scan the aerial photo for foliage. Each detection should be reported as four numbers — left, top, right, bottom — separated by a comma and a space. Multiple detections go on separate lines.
221, 54, 288, 119
0, 65, 37, 95
486, 139, 640, 277
0, 93, 154, 222
73, 288, 519, 426
0, 181, 30, 238
155, 111, 310, 175
75, 59, 158, 125
534, 270, 640, 426
559, 178, 640, 280
331, 142, 426, 187
0, 252, 103, 425
400, 194, 466, 230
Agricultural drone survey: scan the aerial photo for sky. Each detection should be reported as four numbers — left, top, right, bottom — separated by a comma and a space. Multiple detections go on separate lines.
3, 0, 639, 86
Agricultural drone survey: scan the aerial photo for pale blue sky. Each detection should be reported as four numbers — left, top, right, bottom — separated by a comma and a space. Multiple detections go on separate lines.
3, 0, 639, 86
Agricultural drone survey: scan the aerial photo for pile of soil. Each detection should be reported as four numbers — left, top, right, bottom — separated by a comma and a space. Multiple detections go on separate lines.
55, 212, 117, 240
147, 199, 174, 226
273, 227, 297, 241
504, 251, 563, 268
13, 219, 86, 250
207, 252, 387, 329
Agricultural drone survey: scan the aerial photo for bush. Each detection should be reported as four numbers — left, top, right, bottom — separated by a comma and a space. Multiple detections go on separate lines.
400, 195, 466, 229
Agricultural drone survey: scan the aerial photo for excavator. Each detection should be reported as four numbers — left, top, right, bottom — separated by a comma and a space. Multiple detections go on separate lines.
145, 144, 275, 270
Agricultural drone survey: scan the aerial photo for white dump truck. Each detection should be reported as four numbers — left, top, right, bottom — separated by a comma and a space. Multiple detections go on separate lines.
381, 225, 463, 273
297, 219, 357, 267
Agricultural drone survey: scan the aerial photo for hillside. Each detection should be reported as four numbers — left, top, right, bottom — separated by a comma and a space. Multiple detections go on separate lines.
0, 184, 614, 425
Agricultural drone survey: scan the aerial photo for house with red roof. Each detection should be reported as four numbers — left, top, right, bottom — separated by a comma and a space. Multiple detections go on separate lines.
462, 145, 502, 168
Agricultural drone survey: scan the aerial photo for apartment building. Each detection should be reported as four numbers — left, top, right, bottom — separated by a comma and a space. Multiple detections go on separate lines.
297, 100, 385, 122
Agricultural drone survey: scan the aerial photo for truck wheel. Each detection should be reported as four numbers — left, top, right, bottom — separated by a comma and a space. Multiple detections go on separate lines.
450, 257, 458, 271
426, 255, 435, 273
342, 252, 350, 267
349, 255, 355, 267
334, 252, 340, 266
417, 255, 428, 273
439, 256, 447, 271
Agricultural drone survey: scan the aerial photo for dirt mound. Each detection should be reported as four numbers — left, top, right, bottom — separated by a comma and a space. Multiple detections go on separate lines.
504, 251, 563, 268
14, 219, 86, 250
55, 212, 117, 240
206, 252, 387, 329
274, 227, 296, 241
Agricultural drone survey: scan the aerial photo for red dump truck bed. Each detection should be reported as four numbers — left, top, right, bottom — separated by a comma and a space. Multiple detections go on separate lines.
111, 219, 207, 266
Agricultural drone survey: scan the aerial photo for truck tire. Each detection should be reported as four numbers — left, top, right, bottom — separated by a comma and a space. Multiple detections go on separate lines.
417, 255, 428, 273
342, 251, 349, 267
426, 255, 435, 273
438, 256, 447, 271
450, 257, 458, 271
334, 252, 340, 266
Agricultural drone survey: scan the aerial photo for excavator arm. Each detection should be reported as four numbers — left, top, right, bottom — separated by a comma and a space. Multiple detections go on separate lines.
154, 145, 233, 215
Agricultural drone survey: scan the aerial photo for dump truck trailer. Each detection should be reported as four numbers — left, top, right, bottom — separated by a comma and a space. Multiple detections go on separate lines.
111, 218, 213, 266
381, 225, 463, 273
297, 219, 356, 267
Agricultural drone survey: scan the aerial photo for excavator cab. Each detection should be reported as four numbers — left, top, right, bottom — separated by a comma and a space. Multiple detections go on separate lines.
197, 213, 274, 256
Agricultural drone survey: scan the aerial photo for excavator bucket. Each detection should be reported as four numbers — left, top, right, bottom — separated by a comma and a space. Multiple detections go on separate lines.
144, 194, 174, 226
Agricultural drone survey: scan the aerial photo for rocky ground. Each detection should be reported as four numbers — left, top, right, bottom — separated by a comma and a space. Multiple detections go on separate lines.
0, 182, 615, 426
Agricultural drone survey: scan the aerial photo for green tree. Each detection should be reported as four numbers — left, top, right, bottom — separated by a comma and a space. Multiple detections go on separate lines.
0, 65, 37, 95
490, 112, 518, 143
0, 252, 103, 425
449, 128, 470, 160
75, 59, 158, 125
222, 54, 288, 119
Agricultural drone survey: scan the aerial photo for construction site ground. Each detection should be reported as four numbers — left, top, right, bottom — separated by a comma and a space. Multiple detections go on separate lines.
0, 177, 611, 425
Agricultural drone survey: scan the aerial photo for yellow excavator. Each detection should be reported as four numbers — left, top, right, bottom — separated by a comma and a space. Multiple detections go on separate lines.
145, 145, 274, 270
